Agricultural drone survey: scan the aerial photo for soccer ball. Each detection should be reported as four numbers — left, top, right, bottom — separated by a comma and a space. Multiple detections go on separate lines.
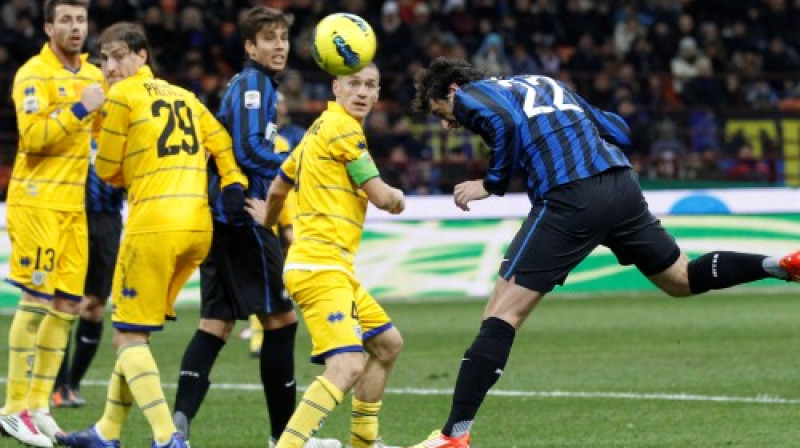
312, 13, 376, 76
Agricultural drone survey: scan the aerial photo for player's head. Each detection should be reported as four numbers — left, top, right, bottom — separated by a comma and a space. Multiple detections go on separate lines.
413, 57, 485, 130
97, 22, 152, 85
333, 63, 380, 121
44, 0, 90, 57
241, 6, 293, 73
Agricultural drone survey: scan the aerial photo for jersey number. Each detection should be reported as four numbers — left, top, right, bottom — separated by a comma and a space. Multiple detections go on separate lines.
497, 76, 583, 118
151, 99, 199, 157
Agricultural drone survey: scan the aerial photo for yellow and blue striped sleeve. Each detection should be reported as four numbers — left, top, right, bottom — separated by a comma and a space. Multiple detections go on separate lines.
197, 97, 247, 190
96, 88, 129, 186
13, 70, 93, 153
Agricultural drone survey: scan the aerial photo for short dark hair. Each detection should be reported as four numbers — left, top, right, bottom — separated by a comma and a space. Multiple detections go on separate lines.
240, 6, 294, 46
97, 22, 153, 65
412, 57, 485, 113
44, 0, 89, 23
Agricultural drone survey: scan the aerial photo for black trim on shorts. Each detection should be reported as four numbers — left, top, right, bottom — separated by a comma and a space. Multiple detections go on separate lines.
500, 168, 682, 292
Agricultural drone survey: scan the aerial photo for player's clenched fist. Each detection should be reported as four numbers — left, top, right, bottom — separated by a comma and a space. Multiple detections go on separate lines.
388, 188, 405, 214
80, 83, 105, 112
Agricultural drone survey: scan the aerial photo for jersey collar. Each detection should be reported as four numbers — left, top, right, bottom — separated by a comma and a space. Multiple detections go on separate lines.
40, 43, 89, 72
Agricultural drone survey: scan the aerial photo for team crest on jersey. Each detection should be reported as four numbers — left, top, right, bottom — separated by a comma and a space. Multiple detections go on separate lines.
23, 86, 39, 113
244, 90, 260, 109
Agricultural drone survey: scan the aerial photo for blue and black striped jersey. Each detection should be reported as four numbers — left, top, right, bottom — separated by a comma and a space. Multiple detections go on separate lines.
86, 163, 124, 214
209, 60, 285, 225
454, 75, 632, 202
86, 141, 123, 214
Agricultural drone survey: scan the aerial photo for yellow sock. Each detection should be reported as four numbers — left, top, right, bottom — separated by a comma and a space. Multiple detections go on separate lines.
96, 359, 133, 440
118, 344, 175, 444
350, 398, 382, 448
28, 308, 75, 410
276, 376, 344, 448
250, 315, 264, 354
3, 303, 48, 413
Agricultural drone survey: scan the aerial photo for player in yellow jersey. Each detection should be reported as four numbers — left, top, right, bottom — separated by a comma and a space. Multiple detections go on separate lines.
55, 22, 247, 448
0, 1, 105, 446
246, 64, 405, 448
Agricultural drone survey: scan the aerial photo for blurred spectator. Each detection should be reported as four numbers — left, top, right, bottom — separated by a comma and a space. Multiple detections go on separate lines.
375, 1, 414, 76
727, 143, 771, 182
471, 33, 510, 78
281, 69, 310, 113
745, 79, 779, 110
508, 41, 541, 75
681, 58, 726, 107
671, 36, 706, 93
761, 36, 800, 91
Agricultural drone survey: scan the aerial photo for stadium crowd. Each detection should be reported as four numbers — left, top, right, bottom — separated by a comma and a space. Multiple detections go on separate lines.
0, 0, 797, 195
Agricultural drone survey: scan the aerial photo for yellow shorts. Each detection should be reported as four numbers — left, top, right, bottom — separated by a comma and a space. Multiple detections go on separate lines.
6, 205, 88, 300
111, 230, 211, 332
285, 269, 393, 364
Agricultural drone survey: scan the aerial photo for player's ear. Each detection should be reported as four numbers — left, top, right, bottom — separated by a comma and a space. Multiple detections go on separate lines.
448, 83, 459, 94
44, 22, 54, 39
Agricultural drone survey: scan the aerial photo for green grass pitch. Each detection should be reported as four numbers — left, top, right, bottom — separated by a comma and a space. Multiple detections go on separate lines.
1, 291, 799, 447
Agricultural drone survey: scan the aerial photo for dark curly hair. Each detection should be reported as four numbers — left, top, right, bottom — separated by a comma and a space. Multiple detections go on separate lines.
412, 57, 485, 113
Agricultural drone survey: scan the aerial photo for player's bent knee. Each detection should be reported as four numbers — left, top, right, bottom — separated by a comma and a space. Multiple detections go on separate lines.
324, 352, 366, 390
366, 328, 403, 364
198, 318, 235, 340
259, 310, 298, 330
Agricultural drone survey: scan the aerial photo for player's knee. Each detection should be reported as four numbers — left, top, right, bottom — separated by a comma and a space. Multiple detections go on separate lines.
198, 318, 234, 340
366, 328, 403, 364
52, 297, 81, 315
325, 352, 365, 389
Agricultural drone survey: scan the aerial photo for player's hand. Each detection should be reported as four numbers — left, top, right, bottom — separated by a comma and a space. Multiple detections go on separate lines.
388, 189, 405, 214
222, 183, 247, 222
80, 83, 105, 112
245, 197, 267, 226
453, 179, 490, 211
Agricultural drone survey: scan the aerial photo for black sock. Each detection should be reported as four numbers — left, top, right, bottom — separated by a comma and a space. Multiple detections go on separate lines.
688, 251, 769, 294
174, 329, 226, 420
68, 318, 103, 389
55, 330, 72, 388
260, 322, 297, 440
443, 317, 515, 437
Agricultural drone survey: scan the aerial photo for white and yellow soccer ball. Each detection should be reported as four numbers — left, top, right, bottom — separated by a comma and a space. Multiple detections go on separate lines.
312, 13, 377, 76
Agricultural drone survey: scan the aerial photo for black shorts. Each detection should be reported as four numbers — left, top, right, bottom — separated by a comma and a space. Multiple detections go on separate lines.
200, 222, 292, 320
500, 168, 681, 293
84, 211, 122, 301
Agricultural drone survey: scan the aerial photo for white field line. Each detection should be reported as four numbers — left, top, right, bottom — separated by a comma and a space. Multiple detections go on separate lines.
4, 378, 798, 405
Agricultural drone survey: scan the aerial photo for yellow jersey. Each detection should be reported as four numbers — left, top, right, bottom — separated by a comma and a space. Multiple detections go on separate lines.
281, 102, 375, 274
96, 65, 247, 234
8, 44, 105, 211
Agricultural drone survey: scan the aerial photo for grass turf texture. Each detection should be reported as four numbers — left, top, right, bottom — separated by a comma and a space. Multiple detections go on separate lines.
1, 292, 798, 447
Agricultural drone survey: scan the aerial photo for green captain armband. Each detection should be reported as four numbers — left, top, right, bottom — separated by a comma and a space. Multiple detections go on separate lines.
346, 152, 380, 186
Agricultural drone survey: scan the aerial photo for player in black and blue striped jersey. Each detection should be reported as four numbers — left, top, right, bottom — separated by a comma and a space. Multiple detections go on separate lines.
51, 141, 124, 410
409, 57, 800, 448
172, 7, 339, 448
